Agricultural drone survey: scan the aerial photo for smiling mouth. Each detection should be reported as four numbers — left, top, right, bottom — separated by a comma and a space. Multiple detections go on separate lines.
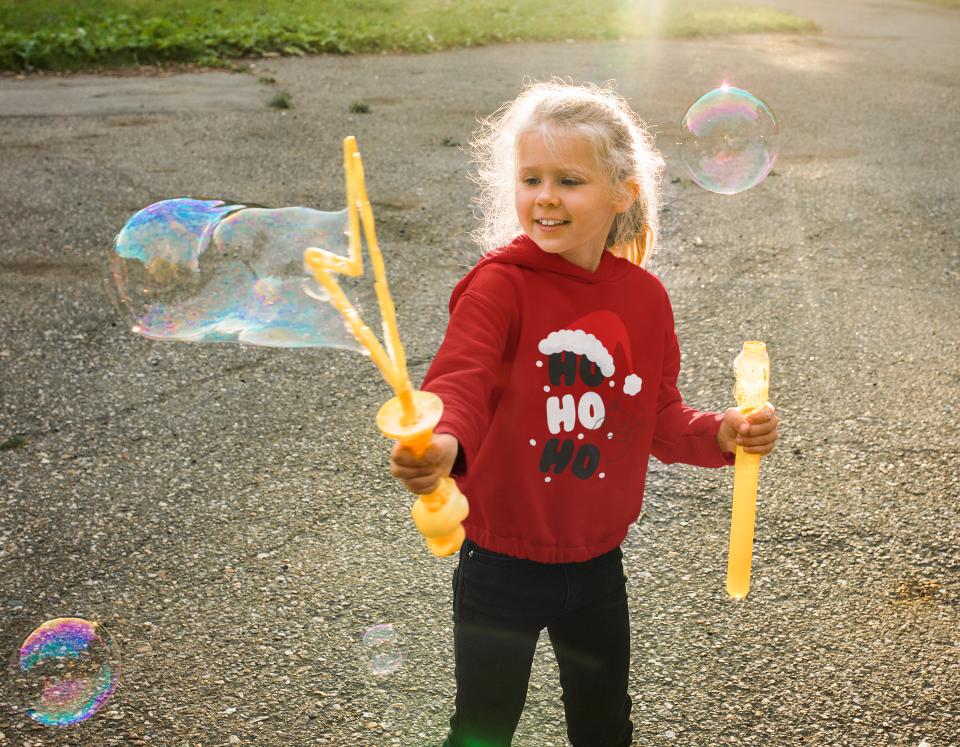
536, 219, 568, 226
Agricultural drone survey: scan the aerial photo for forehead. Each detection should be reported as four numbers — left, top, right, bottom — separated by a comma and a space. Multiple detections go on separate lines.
515, 129, 598, 173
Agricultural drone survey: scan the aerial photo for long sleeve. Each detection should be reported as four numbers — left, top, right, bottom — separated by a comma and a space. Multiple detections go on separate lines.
650, 293, 734, 468
421, 266, 519, 476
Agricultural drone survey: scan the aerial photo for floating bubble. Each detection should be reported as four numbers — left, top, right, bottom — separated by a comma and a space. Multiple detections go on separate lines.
107, 198, 363, 350
361, 623, 404, 676
13, 618, 120, 727
381, 701, 406, 731
679, 85, 780, 195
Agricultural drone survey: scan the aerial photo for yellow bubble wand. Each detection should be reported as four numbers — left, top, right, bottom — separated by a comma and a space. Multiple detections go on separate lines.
303, 137, 468, 557
726, 341, 770, 598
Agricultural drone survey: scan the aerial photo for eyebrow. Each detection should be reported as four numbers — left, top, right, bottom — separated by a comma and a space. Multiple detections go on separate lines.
516, 165, 591, 180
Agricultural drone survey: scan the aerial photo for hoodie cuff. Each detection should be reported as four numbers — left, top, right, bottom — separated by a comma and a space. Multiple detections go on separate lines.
708, 411, 736, 466
435, 425, 469, 477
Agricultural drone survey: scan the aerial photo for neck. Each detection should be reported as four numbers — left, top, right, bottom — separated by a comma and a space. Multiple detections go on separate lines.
561, 246, 604, 273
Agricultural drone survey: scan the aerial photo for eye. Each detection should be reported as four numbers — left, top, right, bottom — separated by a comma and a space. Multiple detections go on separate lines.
560, 177, 582, 186
521, 176, 540, 186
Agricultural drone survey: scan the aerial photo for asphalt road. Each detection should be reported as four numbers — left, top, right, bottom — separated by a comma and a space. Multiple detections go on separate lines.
1, 0, 958, 745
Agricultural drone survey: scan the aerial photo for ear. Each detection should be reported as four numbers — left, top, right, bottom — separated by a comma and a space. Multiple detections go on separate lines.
613, 178, 640, 214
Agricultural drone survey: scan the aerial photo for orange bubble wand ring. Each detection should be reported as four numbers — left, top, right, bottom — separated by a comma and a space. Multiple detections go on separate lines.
726, 341, 770, 598
303, 136, 468, 557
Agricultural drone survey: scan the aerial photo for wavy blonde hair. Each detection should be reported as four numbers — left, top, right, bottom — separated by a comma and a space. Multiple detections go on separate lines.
470, 80, 664, 267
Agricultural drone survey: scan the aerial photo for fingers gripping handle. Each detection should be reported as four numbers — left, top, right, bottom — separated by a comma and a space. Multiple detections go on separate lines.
377, 391, 469, 557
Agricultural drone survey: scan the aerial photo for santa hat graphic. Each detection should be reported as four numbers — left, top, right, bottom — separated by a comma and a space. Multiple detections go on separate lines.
538, 310, 643, 396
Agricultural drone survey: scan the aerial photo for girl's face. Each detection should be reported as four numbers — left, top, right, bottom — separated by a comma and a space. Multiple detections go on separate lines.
515, 129, 633, 272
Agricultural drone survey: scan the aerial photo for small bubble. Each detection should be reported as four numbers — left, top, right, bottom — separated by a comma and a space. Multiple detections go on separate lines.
361, 624, 403, 676
13, 618, 120, 726
382, 702, 406, 730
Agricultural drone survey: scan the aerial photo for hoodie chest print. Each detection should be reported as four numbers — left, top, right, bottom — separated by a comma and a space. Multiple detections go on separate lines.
530, 310, 644, 482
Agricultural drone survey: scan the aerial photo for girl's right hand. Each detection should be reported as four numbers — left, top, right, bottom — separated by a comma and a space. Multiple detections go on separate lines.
389, 433, 459, 495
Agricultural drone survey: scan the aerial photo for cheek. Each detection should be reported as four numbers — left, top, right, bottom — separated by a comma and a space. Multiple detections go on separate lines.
516, 191, 532, 216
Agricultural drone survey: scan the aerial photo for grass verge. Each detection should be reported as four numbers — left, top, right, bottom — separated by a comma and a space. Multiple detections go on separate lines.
0, 0, 819, 72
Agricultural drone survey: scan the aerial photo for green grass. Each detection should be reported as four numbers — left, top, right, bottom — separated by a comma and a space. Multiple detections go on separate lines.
0, 435, 27, 450
267, 90, 292, 109
0, 0, 819, 71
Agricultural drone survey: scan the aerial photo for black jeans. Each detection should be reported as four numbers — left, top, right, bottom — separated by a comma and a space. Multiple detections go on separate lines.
443, 539, 632, 747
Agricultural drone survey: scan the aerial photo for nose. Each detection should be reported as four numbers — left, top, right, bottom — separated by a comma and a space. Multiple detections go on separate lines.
535, 182, 559, 207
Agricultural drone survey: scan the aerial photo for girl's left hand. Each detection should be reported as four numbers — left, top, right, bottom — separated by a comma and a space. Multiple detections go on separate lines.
717, 404, 780, 456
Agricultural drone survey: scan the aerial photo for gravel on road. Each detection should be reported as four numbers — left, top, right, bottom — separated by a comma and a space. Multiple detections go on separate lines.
1, 0, 958, 744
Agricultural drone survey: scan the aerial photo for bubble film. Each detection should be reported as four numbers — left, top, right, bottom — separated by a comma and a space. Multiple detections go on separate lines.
381, 701, 406, 730
108, 198, 364, 350
361, 623, 404, 676
14, 618, 120, 727
679, 86, 780, 195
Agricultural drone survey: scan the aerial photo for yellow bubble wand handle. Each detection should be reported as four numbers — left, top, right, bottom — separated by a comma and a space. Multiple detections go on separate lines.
726, 341, 770, 599
377, 392, 468, 558
303, 136, 468, 557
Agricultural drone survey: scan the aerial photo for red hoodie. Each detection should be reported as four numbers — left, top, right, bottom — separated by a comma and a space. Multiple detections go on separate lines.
423, 235, 733, 563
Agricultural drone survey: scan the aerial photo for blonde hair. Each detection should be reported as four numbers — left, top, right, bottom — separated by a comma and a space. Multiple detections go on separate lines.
470, 80, 664, 266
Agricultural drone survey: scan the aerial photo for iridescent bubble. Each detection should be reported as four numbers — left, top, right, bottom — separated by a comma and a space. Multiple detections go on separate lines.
13, 618, 120, 727
679, 85, 780, 195
381, 701, 406, 731
107, 198, 363, 350
361, 623, 403, 676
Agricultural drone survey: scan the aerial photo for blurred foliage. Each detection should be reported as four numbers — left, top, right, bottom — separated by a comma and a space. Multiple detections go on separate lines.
267, 90, 293, 109
0, 0, 818, 71
0, 435, 28, 450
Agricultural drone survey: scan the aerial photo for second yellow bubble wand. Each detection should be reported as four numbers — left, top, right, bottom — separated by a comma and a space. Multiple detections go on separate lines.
726, 341, 770, 599
303, 137, 468, 557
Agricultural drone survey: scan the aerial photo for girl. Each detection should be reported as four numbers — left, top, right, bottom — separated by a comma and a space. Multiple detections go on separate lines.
390, 80, 779, 747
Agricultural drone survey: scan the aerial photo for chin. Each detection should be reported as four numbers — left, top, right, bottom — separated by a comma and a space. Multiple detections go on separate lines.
529, 237, 564, 253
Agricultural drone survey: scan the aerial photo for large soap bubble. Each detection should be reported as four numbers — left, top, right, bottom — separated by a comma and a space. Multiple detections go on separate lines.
12, 618, 120, 727
679, 85, 780, 195
107, 198, 363, 350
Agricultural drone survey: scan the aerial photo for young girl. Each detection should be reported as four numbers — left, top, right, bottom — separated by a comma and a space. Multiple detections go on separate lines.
390, 80, 779, 747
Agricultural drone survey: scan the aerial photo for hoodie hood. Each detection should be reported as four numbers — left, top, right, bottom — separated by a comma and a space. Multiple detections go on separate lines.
449, 234, 632, 312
